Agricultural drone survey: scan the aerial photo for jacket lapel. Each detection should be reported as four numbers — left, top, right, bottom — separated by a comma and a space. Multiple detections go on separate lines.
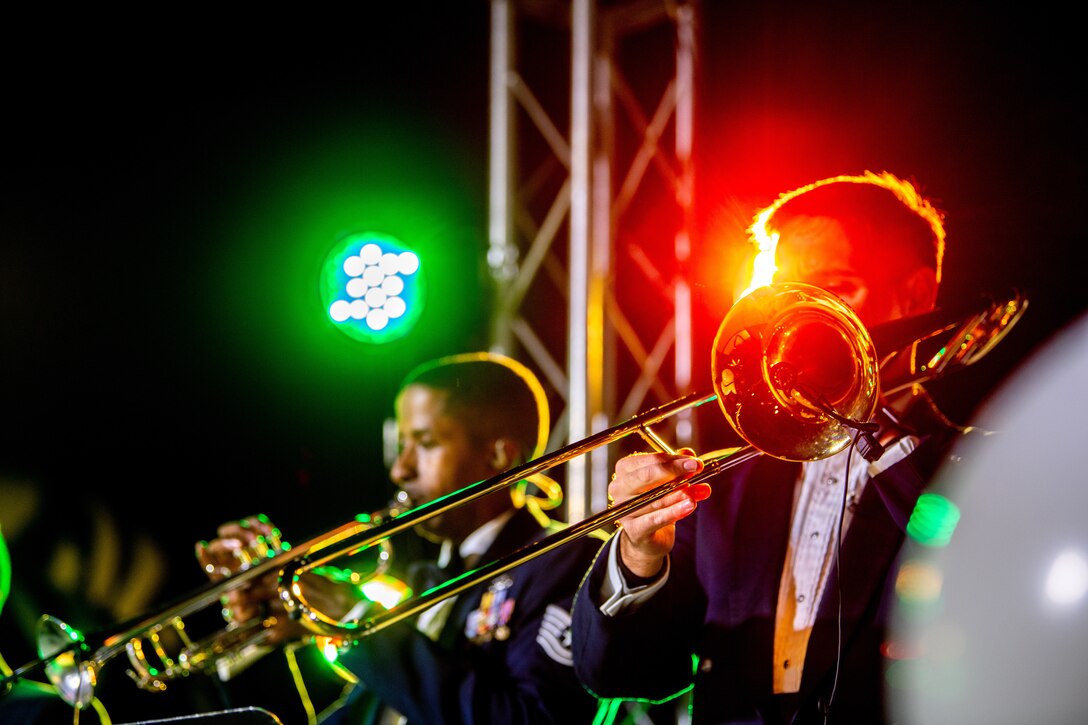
440, 508, 544, 648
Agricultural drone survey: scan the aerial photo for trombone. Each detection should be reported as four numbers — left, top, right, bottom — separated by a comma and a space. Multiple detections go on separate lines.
4, 282, 1027, 710
281, 283, 1027, 639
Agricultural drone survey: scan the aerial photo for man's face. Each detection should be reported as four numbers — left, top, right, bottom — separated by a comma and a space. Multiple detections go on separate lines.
390, 384, 500, 541
771, 214, 906, 328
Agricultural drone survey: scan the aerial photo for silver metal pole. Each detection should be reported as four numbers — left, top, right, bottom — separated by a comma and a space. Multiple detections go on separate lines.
567, 0, 594, 522
488, 0, 516, 353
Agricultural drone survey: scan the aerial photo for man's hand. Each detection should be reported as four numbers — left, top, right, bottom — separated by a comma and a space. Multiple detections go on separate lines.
194, 515, 305, 645
195, 515, 374, 646
609, 451, 709, 578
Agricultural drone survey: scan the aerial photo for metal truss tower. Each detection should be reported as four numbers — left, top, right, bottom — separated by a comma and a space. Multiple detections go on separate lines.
487, 0, 699, 523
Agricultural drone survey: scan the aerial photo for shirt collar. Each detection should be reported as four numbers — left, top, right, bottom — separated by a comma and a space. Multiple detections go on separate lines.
437, 509, 516, 568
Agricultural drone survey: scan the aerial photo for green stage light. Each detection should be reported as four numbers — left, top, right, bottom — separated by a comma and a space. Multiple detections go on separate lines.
321, 231, 425, 343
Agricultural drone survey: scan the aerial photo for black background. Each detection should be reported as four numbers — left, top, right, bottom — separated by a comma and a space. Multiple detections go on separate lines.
1, 2, 1085, 718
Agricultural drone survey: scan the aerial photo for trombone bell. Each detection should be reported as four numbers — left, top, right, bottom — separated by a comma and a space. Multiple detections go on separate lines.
38, 614, 96, 709
713, 283, 880, 461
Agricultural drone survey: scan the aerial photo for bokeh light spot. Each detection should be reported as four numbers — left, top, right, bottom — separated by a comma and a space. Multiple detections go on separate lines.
906, 493, 961, 548
1046, 549, 1088, 606
895, 559, 944, 605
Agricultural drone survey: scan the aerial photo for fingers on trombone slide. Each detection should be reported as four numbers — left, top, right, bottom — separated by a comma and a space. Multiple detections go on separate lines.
195, 514, 284, 580
606, 450, 709, 529
613, 450, 703, 489
608, 450, 702, 489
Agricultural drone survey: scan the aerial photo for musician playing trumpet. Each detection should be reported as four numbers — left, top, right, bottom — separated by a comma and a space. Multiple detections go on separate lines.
571, 172, 983, 724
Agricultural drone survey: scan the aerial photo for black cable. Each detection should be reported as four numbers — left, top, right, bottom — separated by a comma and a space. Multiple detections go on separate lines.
820, 428, 863, 724
772, 366, 879, 720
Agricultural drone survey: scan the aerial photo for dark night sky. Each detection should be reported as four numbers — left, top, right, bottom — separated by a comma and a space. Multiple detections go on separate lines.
1, 0, 1085, 648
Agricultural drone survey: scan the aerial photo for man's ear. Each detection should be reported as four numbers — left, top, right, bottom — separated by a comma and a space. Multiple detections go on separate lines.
489, 438, 520, 472
902, 267, 938, 316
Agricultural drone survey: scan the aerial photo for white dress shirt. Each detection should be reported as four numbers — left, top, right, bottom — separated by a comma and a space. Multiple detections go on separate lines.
599, 437, 918, 693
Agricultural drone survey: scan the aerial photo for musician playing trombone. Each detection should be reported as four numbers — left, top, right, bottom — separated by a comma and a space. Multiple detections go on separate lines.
197, 352, 606, 724
571, 172, 982, 724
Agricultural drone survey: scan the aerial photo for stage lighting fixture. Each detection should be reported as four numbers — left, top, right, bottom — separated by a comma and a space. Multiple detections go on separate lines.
321, 231, 425, 343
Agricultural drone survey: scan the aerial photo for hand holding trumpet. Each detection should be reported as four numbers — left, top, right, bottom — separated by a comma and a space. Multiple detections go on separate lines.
609, 450, 709, 579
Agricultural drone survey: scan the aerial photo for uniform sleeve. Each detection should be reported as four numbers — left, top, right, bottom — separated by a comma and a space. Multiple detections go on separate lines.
597, 533, 670, 616
571, 523, 703, 703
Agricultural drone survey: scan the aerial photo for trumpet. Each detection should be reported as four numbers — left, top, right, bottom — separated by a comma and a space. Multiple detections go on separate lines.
5, 282, 1027, 710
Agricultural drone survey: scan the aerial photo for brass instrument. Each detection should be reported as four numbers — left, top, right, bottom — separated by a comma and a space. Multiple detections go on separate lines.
4, 283, 1027, 710
8, 494, 410, 709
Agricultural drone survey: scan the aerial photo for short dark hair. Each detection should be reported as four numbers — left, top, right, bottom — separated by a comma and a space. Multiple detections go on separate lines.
399, 352, 548, 463
745, 171, 946, 288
